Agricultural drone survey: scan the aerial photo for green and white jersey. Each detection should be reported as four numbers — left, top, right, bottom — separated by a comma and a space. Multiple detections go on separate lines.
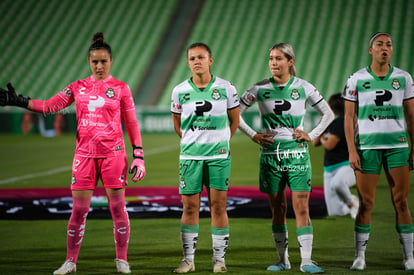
171, 75, 239, 160
240, 76, 323, 154
343, 66, 414, 150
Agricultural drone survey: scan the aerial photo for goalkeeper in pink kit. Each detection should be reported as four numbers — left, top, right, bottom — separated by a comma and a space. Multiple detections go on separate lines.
0, 32, 145, 274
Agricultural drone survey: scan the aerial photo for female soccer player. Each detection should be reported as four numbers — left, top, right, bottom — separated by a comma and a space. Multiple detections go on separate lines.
312, 93, 358, 219
0, 32, 146, 274
343, 32, 414, 271
171, 42, 239, 273
238, 43, 333, 273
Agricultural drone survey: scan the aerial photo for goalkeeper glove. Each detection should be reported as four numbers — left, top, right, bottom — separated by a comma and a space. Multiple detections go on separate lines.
0, 83, 30, 108
129, 145, 146, 182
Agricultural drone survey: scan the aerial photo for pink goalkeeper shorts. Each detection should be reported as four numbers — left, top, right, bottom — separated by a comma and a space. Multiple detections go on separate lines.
71, 153, 129, 190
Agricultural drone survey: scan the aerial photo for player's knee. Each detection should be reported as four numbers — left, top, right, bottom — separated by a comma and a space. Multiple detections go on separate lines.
393, 194, 409, 213
109, 201, 127, 220
183, 203, 200, 217
359, 197, 375, 213
70, 206, 89, 224
293, 205, 309, 218
209, 201, 226, 217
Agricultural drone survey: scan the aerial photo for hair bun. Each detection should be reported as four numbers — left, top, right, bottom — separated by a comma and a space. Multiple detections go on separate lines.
92, 32, 105, 44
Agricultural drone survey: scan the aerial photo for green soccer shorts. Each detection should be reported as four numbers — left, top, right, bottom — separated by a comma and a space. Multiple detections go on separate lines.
358, 147, 409, 174
259, 143, 312, 194
178, 157, 231, 194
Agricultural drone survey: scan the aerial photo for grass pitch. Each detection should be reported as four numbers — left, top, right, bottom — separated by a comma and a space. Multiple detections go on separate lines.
0, 133, 413, 274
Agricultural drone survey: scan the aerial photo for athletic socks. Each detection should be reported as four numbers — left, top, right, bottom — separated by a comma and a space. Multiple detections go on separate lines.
272, 224, 289, 262
179, 225, 229, 263
353, 223, 414, 264
354, 223, 371, 259
65, 194, 131, 264
212, 226, 229, 262
397, 224, 414, 260
180, 224, 199, 262
296, 226, 313, 265
66, 196, 91, 263
108, 193, 130, 261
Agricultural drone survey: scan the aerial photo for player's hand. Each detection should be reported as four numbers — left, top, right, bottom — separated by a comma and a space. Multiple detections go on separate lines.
129, 145, 146, 182
0, 83, 30, 108
293, 128, 310, 142
252, 133, 274, 148
349, 151, 361, 171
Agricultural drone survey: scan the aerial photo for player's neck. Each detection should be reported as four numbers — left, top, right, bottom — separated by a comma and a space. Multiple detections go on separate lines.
192, 73, 212, 88
272, 74, 291, 84
370, 63, 390, 78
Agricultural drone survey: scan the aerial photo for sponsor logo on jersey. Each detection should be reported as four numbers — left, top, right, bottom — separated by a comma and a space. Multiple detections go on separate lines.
190, 124, 217, 131
273, 100, 291, 115
392, 79, 400, 90
362, 82, 371, 89
183, 93, 191, 101
374, 90, 392, 106
106, 88, 115, 98
211, 89, 221, 100
117, 226, 127, 234
195, 100, 213, 116
368, 114, 398, 122
275, 142, 306, 161
87, 96, 105, 112
291, 89, 300, 100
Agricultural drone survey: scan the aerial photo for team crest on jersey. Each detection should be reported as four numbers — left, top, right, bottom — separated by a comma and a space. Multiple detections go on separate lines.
71, 175, 76, 185
106, 88, 115, 98
291, 89, 300, 100
180, 177, 186, 189
211, 89, 221, 100
392, 79, 400, 90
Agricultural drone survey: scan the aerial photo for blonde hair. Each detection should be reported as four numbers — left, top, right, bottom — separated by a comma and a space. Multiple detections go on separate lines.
270, 43, 296, 76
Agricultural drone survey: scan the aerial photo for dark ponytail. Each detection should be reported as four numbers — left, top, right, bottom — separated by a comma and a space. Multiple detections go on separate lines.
88, 32, 112, 57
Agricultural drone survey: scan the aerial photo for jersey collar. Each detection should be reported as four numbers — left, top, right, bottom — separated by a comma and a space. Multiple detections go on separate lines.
90, 75, 113, 83
270, 75, 294, 91
188, 75, 216, 92
366, 65, 393, 81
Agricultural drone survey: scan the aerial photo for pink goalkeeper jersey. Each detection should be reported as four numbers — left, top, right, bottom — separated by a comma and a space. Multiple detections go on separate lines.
34, 75, 136, 158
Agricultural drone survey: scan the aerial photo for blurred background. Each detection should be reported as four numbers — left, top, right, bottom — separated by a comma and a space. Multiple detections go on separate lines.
1, 0, 413, 134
